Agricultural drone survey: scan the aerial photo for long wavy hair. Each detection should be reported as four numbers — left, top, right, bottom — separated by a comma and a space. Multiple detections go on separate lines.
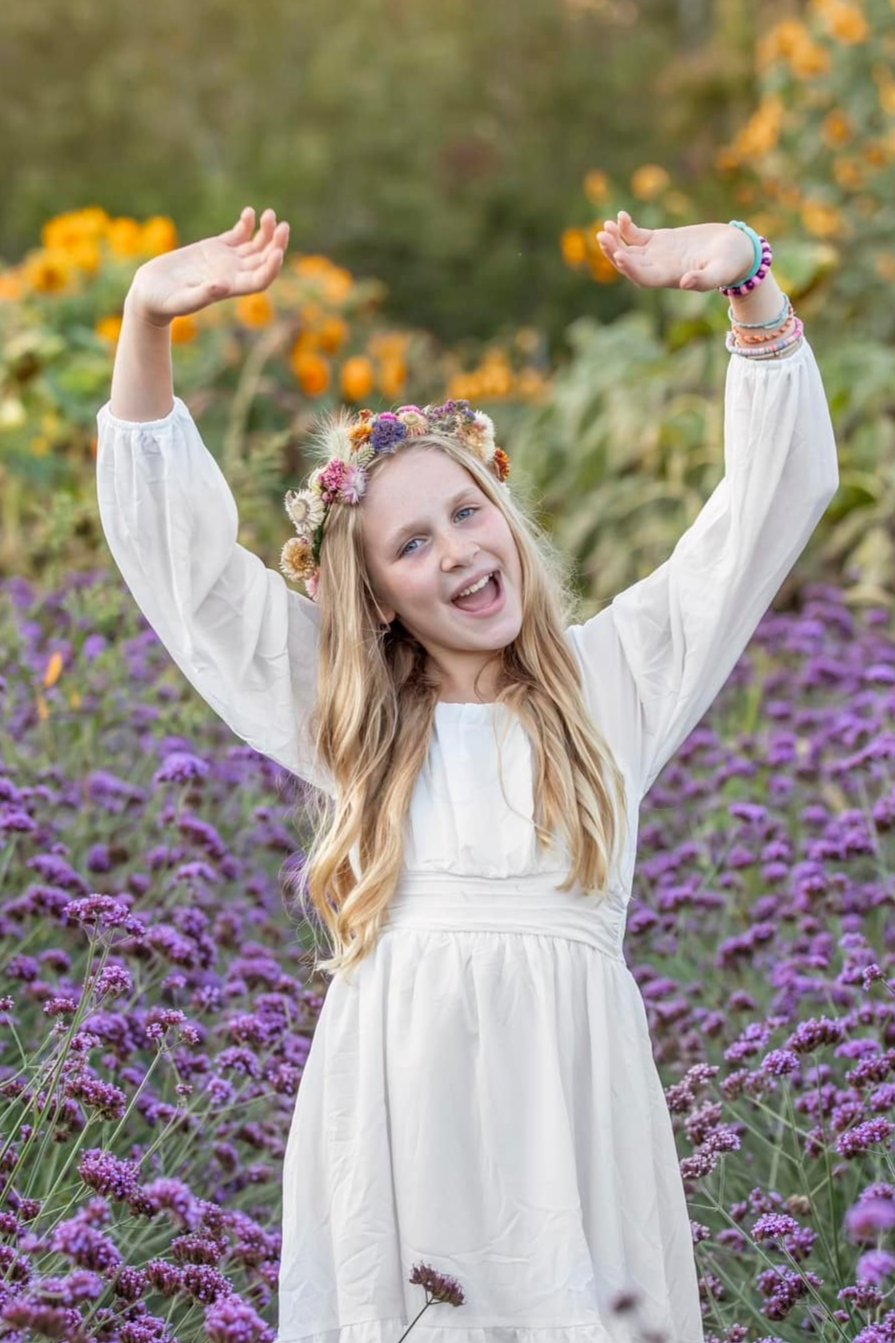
283, 431, 629, 984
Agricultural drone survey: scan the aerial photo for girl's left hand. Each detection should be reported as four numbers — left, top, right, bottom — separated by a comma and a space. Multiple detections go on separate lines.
596, 212, 756, 291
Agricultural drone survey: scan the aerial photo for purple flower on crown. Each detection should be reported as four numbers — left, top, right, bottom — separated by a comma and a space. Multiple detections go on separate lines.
371, 413, 407, 454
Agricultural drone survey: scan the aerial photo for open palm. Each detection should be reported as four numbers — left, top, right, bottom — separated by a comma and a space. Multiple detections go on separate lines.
596, 212, 755, 292
131, 207, 290, 324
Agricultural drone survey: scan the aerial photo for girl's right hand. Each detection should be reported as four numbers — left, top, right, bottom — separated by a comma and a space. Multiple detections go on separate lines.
127, 206, 290, 326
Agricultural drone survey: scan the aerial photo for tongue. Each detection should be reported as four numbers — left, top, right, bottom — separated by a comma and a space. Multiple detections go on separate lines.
453, 575, 497, 611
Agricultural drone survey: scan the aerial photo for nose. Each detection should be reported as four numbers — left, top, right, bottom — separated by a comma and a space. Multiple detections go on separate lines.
442, 546, 480, 571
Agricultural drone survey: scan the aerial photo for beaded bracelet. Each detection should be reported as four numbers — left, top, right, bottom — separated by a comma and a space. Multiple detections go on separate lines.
734, 312, 797, 346
727, 293, 792, 331
726, 316, 804, 359
719, 221, 773, 297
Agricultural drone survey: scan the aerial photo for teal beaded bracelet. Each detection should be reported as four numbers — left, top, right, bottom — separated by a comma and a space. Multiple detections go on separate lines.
720, 220, 773, 297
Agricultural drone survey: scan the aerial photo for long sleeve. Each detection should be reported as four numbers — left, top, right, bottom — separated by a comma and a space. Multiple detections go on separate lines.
95, 395, 335, 796
564, 337, 839, 804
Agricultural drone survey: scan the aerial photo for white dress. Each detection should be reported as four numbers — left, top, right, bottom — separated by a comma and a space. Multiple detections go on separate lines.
96, 338, 839, 1343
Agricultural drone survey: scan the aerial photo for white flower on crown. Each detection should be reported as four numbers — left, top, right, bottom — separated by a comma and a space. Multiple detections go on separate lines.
285, 488, 325, 536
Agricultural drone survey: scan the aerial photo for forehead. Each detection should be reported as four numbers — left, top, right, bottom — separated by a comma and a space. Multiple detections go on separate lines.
361, 446, 480, 534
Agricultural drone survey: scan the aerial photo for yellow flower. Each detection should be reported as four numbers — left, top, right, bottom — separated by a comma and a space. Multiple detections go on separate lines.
833, 157, 865, 189
235, 292, 276, 328
583, 170, 610, 205
864, 140, 890, 168
68, 239, 102, 275
44, 651, 64, 688
789, 40, 832, 77
140, 216, 179, 256
96, 315, 123, 344
340, 355, 375, 402
560, 228, 589, 267
817, 0, 870, 43
107, 218, 145, 258
22, 249, 75, 294
801, 200, 844, 237
630, 164, 670, 201
821, 109, 854, 148
759, 19, 812, 63
730, 97, 785, 158
41, 208, 110, 250
171, 315, 198, 344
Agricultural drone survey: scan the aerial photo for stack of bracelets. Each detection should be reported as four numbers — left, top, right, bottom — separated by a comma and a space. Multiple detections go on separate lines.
719, 219, 804, 361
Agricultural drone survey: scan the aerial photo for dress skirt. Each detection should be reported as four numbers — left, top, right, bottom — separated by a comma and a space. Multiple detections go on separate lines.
276, 872, 704, 1343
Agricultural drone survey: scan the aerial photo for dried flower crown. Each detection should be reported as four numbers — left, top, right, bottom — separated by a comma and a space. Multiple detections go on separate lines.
279, 399, 511, 602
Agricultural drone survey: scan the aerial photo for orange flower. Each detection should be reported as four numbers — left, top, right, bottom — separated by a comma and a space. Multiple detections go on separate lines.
0, 271, 23, 302
323, 267, 353, 303
171, 315, 198, 344
140, 216, 179, 256
68, 239, 102, 275
44, 651, 64, 688
96, 315, 123, 344
378, 356, 407, 400
583, 170, 610, 205
630, 164, 670, 201
340, 355, 375, 402
318, 316, 349, 354
492, 448, 510, 482
107, 218, 145, 258
347, 420, 373, 448
235, 292, 276, 328
291, 346, 331, 396
560, 228, 589, 267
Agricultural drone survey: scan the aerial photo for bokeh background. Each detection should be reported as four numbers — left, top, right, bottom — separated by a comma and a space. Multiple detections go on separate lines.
2, 2, 895, 1341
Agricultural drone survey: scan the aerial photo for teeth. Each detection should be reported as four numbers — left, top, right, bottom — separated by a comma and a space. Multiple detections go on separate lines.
455, 572, 494, 599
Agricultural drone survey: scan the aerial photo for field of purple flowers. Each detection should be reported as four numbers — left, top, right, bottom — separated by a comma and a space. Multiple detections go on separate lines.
2, 568, 895, 1343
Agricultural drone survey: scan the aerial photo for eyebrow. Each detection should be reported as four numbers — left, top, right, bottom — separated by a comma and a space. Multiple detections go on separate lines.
387, 488, 478, 549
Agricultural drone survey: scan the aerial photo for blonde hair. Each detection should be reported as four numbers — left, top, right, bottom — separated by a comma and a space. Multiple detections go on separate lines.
283, 432, 629, 984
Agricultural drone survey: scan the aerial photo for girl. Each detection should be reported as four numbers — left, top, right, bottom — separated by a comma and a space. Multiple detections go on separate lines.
97, 206, 839, 1343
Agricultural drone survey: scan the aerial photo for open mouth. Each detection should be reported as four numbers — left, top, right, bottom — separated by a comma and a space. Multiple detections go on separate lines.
450, 570, 504, 616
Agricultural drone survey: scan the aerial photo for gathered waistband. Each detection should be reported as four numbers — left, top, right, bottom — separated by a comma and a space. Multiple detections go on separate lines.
382, 870, 626, 962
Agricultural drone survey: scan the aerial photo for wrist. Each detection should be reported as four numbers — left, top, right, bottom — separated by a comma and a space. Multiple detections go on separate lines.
124, 283, 171, 330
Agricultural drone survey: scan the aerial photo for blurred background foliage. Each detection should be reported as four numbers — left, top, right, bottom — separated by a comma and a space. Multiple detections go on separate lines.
0, 0, 893, 609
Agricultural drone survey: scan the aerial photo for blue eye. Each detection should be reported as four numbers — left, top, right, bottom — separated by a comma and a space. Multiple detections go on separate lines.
400, 505, 478, 557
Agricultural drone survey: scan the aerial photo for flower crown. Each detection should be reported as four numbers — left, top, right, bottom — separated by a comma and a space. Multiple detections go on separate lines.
279, 399, 511, 602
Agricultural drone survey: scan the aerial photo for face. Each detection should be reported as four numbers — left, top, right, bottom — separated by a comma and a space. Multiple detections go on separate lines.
360, 446, 524, 701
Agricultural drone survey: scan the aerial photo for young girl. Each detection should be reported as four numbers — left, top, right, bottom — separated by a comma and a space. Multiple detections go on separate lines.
97, 206, 839, 1343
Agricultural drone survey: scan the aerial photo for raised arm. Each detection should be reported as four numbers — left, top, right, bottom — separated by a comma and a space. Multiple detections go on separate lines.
97, 208, 335, 794
566, 335, 839, 803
